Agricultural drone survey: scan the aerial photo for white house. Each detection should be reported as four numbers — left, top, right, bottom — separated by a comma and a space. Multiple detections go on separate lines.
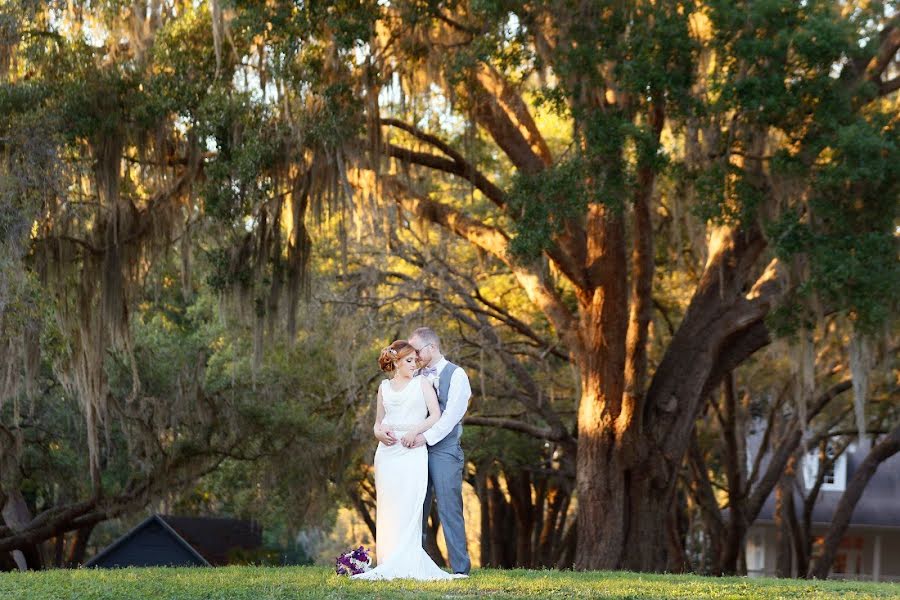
746, 439, 900, 581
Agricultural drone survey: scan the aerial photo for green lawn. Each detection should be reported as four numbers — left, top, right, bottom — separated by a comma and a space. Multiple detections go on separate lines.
0, 566, 897, 599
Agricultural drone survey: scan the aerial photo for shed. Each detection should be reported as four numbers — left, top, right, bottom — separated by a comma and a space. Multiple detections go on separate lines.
84, 514, 262, 568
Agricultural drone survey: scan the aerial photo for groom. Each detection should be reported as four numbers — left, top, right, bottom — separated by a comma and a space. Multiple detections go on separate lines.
405, 327, 472, 575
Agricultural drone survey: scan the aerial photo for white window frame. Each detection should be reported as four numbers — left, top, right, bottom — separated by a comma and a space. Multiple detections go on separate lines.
803, 445, 847, 492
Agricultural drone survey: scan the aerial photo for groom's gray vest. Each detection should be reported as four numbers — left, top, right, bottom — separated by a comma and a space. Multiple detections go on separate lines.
431, 362, 462, 452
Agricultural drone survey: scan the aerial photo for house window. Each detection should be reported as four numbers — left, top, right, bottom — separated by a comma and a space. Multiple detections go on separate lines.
803, 444, 847, 492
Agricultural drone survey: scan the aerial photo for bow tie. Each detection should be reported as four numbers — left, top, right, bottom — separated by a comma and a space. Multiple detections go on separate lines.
421, 366, 438, 377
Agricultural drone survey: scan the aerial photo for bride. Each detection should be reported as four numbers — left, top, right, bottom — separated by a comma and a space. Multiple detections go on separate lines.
352, 340, 462, 581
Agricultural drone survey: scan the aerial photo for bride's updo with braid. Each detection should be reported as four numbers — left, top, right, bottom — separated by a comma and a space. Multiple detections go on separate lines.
378, 340, 415, 373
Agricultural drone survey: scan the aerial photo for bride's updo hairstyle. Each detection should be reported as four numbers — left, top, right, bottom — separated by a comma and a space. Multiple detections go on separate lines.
378, 340, 415, 373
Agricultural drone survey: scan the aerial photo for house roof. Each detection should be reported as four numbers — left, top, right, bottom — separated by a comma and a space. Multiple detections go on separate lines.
84, 514, 211, 567
755, 438, 900, 528
85, 514, 263, 568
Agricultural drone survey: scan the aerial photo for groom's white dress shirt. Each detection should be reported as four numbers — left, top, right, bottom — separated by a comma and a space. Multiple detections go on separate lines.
422, 357, 471, 446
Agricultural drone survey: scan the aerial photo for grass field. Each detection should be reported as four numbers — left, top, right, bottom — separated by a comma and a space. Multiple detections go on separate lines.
1, 566, 898, 599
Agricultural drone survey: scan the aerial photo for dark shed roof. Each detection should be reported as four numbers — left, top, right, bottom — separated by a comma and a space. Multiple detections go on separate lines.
84, 514, 210, 568
84, 514, 262, 568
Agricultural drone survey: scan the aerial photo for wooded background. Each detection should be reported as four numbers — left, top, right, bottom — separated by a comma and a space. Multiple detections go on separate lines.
0, 0, 897, 578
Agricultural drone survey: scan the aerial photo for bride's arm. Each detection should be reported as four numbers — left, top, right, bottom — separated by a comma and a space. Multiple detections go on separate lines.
374, 385, 397, 445
401, 381, 442, 445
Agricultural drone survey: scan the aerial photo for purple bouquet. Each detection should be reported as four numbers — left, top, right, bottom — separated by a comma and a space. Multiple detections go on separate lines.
335, 545, 373, 576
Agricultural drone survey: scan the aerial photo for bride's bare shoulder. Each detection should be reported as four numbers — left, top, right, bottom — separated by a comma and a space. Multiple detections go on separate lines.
418, 376, 435, 395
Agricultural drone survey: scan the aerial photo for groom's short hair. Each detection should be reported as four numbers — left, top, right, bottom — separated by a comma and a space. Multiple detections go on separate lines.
410, 327, 440, 350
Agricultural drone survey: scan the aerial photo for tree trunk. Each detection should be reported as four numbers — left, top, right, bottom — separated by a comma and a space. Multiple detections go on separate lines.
475, 469, 492, 567
621, 468, 674, 571
485, 474, 514, 567
687, 429, 725, 574
66, 524, 95, 567
718, 509, 749, 575
571, 217, 775, 572
555, 522, 577, 569
1, 490, 43, 570
666, 489, 690, 573
774, 454, 797, 577
715, 371, 752, 575
808, 425, 900, 579
573, 206, 631, 570
506, 471, 534, 567
348, 488, 376, 543
53, 534, 64, 568
536, 485, 566, 567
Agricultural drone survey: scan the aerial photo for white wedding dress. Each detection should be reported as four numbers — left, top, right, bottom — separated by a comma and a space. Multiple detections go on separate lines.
352, 376, 461, 581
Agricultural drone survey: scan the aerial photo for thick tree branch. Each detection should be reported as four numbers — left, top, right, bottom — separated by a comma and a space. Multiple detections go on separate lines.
687, 429, 726, 533
622, 102, 664, 436
383, 142, 507, 207
465, 415, 567, 441
381, 118, 468, 164
745, 380, 853, 522
0, 500, 98, 553
866, 15, 900, 82
647, 225, 774, 463
880, 75, 900, 96
471, 65, 553, 174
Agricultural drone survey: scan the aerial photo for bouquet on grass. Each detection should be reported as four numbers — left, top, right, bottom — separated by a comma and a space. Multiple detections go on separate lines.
335, 546, 372, 576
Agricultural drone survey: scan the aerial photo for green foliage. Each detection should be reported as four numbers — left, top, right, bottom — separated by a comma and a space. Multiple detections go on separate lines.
507, 155, 591, 259
197, 90, 284, 223
532, 1, 696, 111
464, 426, 545, 473
141, 4, 220, 121
690, 162, 764, 225
501, 1, 686, 259
508, 112, 667, 258
205, 247, 252, 292
700, 0, 899, 333
706, 0, 860, 130
768, 114, 900, 334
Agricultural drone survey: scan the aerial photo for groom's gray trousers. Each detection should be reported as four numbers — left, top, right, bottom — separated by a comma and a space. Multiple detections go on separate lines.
422, 362, 471, 574
423, 439, 470, 574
